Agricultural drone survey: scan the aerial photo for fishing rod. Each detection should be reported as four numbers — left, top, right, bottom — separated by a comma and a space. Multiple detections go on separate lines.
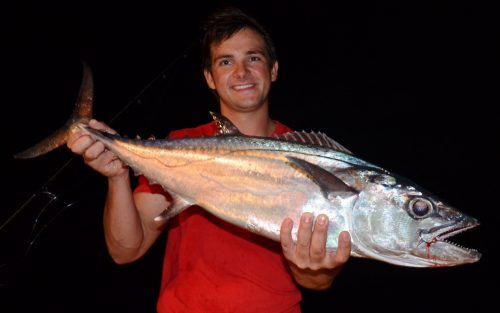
0, 39, 200, 283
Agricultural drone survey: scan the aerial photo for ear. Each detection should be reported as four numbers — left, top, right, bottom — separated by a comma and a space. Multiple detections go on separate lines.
204, 69, 216, 90
271, 61, 279, 82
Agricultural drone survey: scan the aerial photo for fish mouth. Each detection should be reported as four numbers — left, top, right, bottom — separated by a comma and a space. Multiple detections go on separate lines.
435, 223, 477, 242
418, 216, 481, 266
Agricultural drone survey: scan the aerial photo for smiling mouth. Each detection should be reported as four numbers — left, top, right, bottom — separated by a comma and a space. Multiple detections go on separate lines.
233, 84, 254, 90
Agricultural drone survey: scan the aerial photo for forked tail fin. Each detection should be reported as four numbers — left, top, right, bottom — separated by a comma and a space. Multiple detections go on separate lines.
14, 63, 94, 159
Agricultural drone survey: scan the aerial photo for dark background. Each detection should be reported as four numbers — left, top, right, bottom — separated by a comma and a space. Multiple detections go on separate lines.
2, 1, 498, 312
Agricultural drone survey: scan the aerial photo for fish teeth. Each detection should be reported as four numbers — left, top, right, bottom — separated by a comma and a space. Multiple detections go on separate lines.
437, 224, 476, 241
443, 239, 479, 253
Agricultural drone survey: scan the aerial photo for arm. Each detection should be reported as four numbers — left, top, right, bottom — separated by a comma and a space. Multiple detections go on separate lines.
67, 119, 169, 264
280, 213, 351, 290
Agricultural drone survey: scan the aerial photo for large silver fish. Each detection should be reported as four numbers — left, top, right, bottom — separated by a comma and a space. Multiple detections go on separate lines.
15, 64, 481, 267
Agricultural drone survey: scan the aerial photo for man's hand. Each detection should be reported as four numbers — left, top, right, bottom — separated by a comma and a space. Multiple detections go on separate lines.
67, 119, 128, 179
280, 213, 351, 290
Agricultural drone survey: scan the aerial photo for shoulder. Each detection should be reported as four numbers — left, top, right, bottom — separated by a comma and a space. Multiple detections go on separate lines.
272, 120, 293, 136
168, 121, 217, 139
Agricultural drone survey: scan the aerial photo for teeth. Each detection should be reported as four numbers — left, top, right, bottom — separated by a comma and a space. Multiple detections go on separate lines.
437, 224, 476, 241
234, 84, 253, 90
436, 224, 479, 252
443, 239, 479, 253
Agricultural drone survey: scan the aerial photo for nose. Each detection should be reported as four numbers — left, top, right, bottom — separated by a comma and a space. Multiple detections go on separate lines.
233, 61, 249, 79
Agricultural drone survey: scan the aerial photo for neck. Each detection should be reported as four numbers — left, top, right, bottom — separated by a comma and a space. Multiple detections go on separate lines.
220, 106, 275, 137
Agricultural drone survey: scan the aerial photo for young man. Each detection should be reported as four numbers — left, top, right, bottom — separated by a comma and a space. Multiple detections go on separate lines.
68, 7, 351, 313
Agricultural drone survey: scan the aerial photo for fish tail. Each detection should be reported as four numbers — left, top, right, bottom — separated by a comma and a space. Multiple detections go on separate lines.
14, 62, 94, 159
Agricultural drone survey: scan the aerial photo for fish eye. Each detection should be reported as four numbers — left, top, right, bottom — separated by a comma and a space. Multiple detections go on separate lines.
407, 197, 434, 218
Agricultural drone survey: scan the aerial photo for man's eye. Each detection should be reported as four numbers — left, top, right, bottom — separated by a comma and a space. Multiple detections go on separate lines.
249, 56, 260, 62
219, 59, 231, 66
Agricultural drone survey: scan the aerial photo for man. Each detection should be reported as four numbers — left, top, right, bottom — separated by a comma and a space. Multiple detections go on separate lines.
68, 7, 351, 313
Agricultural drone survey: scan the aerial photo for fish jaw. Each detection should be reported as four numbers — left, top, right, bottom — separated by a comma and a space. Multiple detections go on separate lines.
350, 178, 481, 268
352, 211, 481, 267
415, 215, 481, 267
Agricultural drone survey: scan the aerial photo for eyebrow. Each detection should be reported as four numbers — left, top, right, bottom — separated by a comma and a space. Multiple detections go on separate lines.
246, 49, 266, 56
213, 50, 266, 63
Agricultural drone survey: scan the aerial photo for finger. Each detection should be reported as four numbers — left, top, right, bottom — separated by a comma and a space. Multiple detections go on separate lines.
295, 212, 314, 263
329, 231, 351, 266
83, 141, 106, 163
66, 129, 86, 148
68, 135, 95, 155
89, 119, 116, 134
99, 148, 119, 164
309, 214, 328, 263
280, 218, 295, 259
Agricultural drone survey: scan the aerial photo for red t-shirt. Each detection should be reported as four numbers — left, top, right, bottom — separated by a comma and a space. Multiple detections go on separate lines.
135, 120, 302, 313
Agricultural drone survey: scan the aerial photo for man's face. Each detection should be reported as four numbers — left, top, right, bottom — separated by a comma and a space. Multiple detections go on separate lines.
204, 28, 278, 113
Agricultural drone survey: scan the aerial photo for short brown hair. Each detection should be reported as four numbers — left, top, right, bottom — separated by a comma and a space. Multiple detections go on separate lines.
201, 7, 278, 72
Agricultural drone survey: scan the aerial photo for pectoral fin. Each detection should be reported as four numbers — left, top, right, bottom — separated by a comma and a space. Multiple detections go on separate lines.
286, 156, 358, 198
154, 194, 193, 223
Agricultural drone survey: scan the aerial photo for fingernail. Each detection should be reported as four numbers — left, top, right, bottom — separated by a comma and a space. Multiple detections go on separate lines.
317, 215, 327, 225
340, 231, 350, 242
302, 213, 312, 223
285, 218, 293, 228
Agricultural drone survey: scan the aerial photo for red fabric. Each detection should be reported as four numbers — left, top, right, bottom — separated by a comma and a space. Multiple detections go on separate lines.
135, 120, 302, 313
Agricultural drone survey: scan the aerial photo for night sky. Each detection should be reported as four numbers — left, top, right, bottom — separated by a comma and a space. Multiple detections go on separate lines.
2, 1, 498, 312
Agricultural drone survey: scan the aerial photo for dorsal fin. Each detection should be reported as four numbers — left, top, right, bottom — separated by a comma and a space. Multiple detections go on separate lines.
209, 111, 352, 154
209, 111, 242, 135
275, 131, 353, 155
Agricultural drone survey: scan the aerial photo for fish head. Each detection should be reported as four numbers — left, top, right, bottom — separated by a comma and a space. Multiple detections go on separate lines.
350, 170, 481, 267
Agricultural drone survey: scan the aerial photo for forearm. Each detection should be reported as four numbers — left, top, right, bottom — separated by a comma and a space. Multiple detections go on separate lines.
103, 172, 145, 264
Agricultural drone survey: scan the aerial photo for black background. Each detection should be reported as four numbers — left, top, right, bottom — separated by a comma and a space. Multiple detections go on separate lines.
2, 1, 498, 312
